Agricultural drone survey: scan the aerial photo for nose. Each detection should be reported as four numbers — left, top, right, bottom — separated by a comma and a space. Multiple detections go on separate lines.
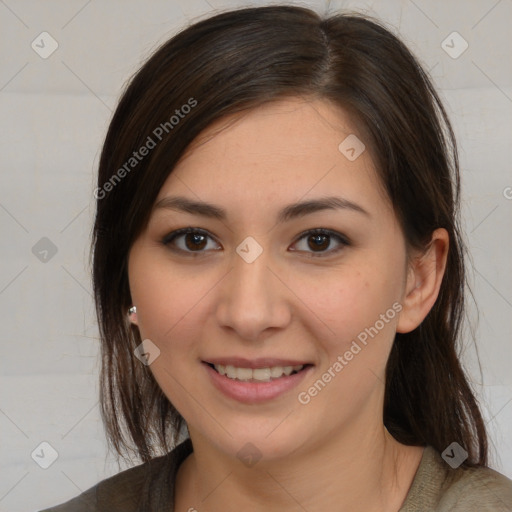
215, 242, 292, 342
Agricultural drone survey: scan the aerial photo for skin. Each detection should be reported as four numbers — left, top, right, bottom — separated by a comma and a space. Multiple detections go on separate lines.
127, 97, 449, 512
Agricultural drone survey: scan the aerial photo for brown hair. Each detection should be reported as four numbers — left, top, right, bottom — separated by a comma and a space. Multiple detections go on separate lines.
91, 4, 488, 467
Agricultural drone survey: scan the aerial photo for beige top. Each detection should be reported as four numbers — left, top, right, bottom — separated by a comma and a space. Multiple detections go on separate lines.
41, 438, 512, 511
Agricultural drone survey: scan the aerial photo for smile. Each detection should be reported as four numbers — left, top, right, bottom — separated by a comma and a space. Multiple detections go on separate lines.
203, 360, 313, 404
211, 363, 305, 382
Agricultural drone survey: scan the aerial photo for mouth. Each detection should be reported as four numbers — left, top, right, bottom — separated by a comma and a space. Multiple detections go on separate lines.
202, 360, 314, 403
204, 362, 312, 382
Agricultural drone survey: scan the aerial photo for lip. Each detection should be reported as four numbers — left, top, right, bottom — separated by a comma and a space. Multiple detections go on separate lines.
203, 357, 312, 369
202, 361, 313, 404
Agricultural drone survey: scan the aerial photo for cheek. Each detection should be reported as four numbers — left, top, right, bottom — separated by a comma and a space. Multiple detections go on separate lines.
311, 269, 401, 368
128, 251, 209, 345
129, 260, 211, 410
315, 268, 396, 327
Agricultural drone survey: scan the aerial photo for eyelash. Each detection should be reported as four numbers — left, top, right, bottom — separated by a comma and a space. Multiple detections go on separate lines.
161, 227, 350, 258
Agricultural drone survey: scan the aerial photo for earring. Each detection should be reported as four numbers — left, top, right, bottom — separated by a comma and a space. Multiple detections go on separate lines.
128, 306, 137, 325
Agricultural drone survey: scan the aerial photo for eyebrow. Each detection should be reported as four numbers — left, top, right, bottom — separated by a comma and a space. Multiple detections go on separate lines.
152, 195, 370, 223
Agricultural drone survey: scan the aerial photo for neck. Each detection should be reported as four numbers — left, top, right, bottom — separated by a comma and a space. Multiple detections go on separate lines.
175, 423, 424, 512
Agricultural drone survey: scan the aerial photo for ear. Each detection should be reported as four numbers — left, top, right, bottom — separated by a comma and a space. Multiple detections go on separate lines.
396, 228, 449, 333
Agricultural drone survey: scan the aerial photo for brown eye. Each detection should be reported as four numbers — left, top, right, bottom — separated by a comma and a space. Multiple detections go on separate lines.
291, 229, 350, 257
307, 233, 330, 251
162, 228, 221, 254
184, 232, 207, 251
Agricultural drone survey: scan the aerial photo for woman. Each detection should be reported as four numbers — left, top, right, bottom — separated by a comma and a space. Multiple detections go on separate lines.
43, 4, 512, 511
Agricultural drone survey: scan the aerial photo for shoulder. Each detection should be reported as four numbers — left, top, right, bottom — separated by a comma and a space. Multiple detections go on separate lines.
38, 456, 167, 512
403, 445, 512, 511
39, 438, 193, 512
438, 463, 512, 511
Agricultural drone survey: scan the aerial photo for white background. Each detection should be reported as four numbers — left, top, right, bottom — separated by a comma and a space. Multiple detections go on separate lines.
0, 0, 511, 510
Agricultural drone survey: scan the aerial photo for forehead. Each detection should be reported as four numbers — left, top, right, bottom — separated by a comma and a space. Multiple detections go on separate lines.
155, 97, 389, 217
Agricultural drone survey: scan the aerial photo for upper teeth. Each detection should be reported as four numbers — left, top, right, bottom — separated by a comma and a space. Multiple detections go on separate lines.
213, 364, 304, 382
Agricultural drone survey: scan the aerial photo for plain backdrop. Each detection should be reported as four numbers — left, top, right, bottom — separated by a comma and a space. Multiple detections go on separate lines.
0, 0, 511, 510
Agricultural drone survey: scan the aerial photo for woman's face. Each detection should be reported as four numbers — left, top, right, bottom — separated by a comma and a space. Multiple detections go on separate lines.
128, 97, 412, 462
